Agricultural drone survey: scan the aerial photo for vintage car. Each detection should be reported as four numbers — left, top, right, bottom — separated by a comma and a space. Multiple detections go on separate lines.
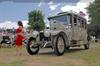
26, 11, 90, 56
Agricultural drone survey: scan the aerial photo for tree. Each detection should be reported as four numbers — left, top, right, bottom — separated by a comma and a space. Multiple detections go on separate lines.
28, 10, 45, 31
87, 0, 100, 38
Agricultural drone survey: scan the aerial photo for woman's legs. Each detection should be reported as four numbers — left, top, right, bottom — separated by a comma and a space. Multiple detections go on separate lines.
16, 45, 22, 55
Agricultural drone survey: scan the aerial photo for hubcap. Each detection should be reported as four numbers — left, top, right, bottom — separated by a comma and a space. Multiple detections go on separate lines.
57, 37, 65, 53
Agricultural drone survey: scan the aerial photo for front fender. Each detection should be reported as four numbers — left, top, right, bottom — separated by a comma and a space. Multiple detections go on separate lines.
50, 30, 61, 36
58, 32, 70, 46
52, 31, 70, 47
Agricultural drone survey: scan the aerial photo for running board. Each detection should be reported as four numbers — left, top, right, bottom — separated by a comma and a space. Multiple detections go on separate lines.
70, 41, 86, 47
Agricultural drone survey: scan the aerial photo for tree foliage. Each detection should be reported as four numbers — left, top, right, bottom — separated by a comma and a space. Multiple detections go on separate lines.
28, 10, 45, 31
87, 0, 100, 38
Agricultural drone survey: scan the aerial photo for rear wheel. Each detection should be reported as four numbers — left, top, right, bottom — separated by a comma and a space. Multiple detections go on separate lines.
26, 38, 39, 55
54, 35, 65, 56
84, 36, 90, 49
84, 42, 89, 49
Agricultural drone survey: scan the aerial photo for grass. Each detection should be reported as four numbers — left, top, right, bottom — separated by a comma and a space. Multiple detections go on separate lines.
0, 42, 100, 66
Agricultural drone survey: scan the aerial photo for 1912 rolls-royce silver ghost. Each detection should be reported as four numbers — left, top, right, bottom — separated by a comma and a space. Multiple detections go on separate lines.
26, 11, 90, 56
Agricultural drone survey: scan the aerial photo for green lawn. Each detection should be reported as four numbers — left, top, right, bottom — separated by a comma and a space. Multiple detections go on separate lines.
0, 42, 100, 66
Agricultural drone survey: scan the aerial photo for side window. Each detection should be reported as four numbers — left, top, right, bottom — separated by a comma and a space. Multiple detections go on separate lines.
69, 15, 72, 26
77, 18, 81, 26
73, 17, 77, 26
84, 21, 87, 29
67, 15, 71, 25
81, 20, 84, 28
81, 20, 87, 29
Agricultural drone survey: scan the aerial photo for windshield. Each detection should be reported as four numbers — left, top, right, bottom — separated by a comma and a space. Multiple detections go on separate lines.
49, 15, 70, 25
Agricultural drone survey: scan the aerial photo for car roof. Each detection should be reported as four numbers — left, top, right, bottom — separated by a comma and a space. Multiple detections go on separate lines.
48, 11, 86, 21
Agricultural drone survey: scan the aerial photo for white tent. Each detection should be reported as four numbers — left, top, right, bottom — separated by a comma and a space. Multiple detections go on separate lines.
0, 21, 28, 29
0, 21, 17, 29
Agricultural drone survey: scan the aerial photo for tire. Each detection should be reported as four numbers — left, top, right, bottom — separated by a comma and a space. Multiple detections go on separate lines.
84, 35, 91, 49
53, 35, 65, 56
66, 46, 70, 50
84, 41, 90, 49
26, 38, 39, 55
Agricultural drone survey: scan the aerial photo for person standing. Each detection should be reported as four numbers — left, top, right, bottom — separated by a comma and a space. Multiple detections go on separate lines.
15, 21, 24, 55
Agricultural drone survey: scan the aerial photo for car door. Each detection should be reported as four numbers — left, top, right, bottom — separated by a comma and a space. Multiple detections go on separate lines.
65, 14, 72, 43
79, 19, 87, 42
72, 15, 80, 41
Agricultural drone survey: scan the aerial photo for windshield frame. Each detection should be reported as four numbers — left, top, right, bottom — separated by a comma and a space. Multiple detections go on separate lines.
48, 14, 71, 26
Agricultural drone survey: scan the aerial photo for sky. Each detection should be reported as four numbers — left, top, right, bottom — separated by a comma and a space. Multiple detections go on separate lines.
0, 0, 94, 29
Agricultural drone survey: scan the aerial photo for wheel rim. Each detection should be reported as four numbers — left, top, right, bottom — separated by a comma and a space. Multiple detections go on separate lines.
57, 37, 65, 53
29, 40, 38, 52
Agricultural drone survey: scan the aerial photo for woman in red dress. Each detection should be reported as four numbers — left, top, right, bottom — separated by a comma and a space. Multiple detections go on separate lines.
15, 21, 24, 55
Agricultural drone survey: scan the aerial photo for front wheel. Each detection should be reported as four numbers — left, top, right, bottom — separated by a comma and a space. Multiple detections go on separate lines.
26, 38, 39, 55
53, 35, 65, 56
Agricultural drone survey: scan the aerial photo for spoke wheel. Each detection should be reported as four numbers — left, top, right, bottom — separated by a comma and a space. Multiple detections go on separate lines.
54, 35, 65, 56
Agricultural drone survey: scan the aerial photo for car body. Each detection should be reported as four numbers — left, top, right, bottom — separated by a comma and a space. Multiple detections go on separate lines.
26, 11, 90, 56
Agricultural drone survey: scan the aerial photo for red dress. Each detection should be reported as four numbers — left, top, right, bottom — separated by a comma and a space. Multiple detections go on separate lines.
15, 27, 24, 46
